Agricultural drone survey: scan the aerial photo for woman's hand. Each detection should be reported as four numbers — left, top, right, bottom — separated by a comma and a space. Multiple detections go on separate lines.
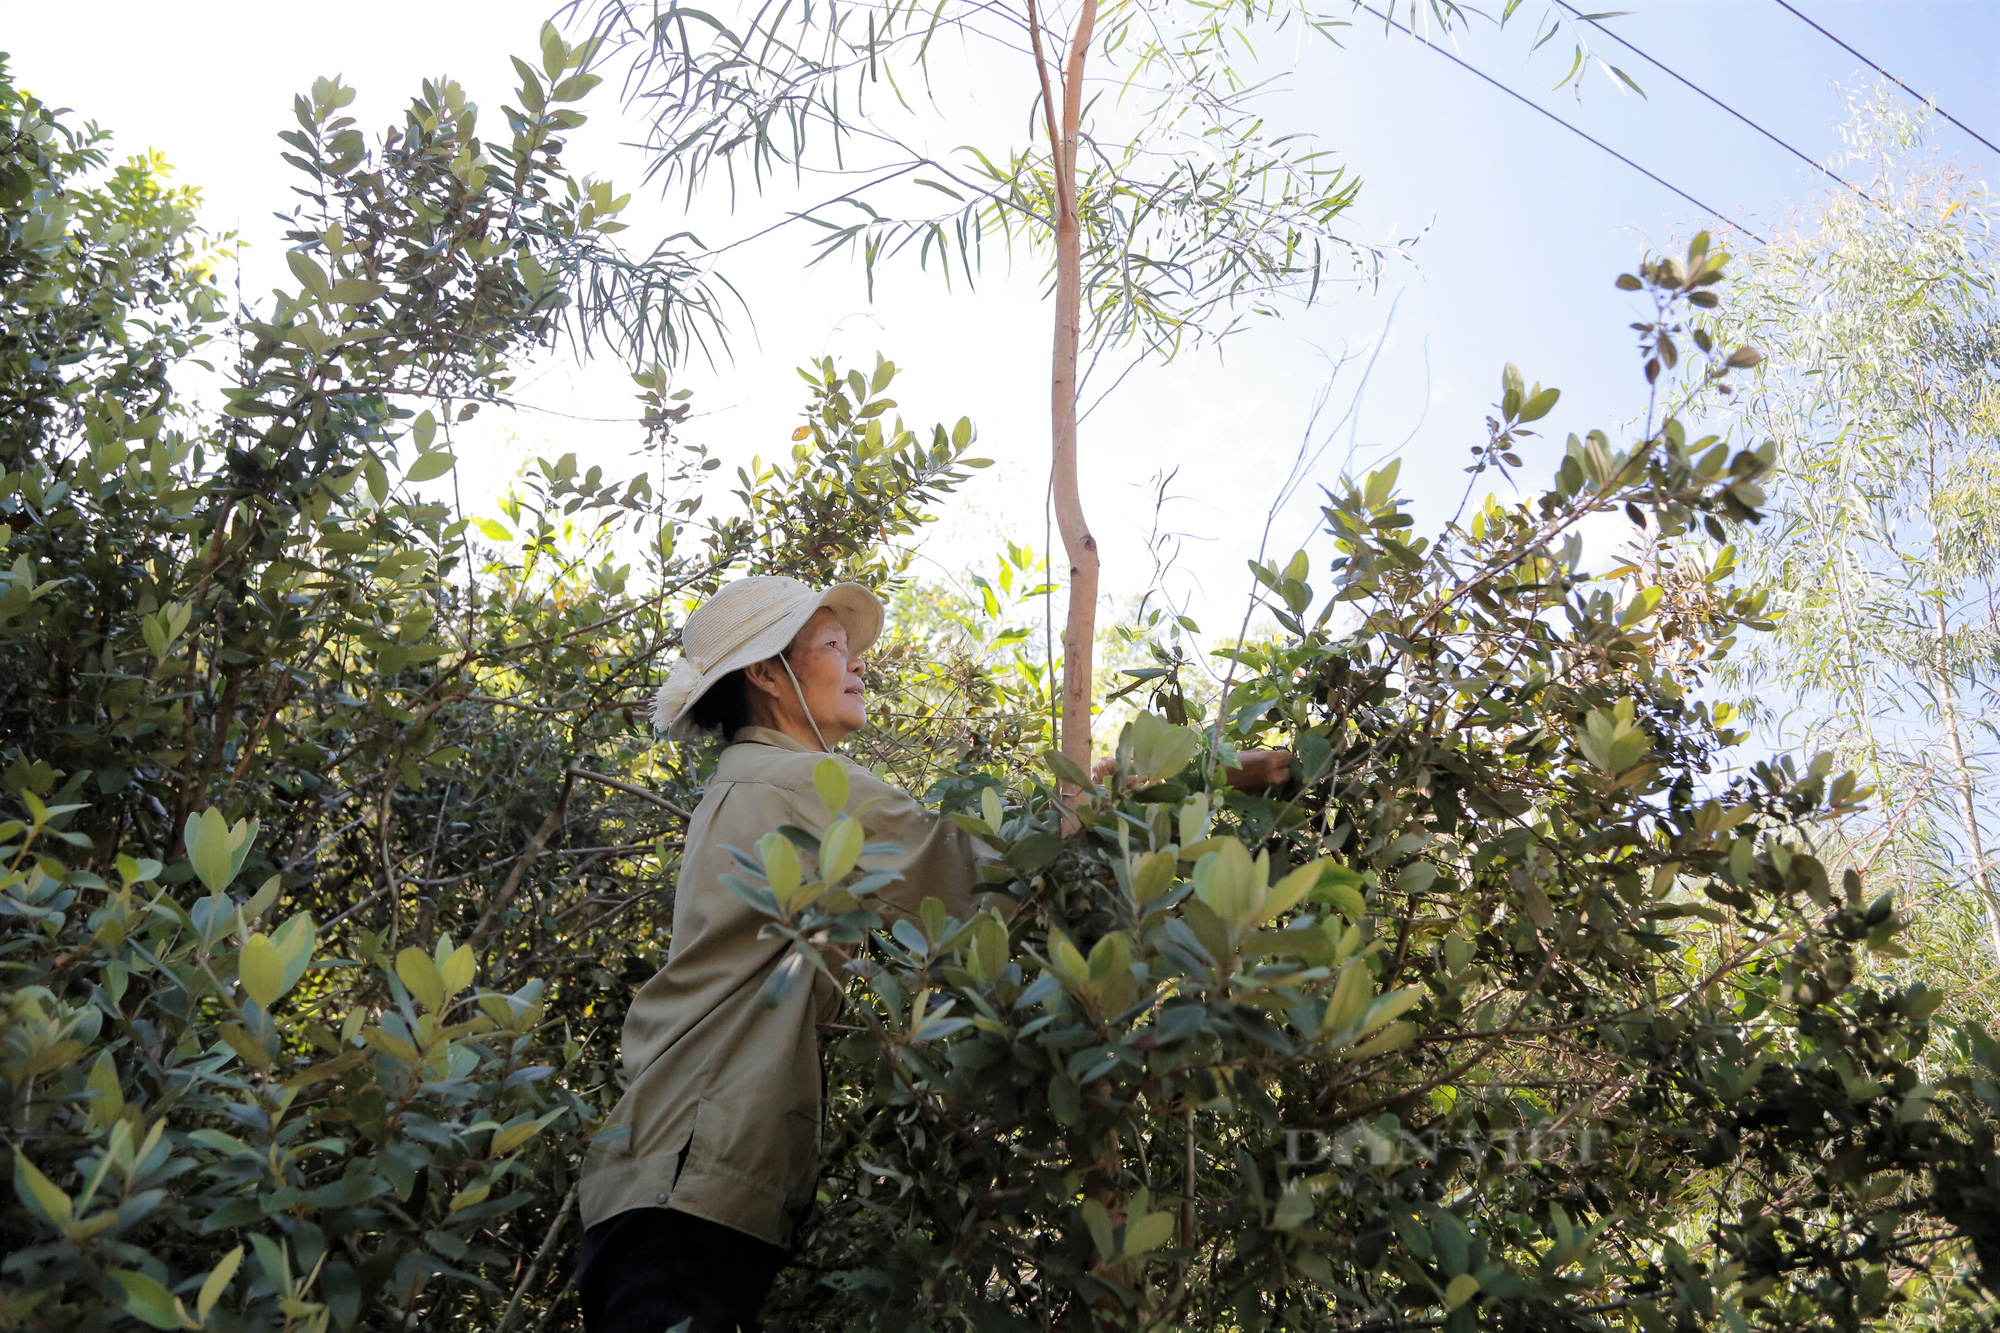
1068, 751, 1290, 825
1058, 751, 1289, 835
1223, 749, 1292, 792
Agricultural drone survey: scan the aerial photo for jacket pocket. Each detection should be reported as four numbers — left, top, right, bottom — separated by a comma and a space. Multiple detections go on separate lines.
684, 1096, 820, 1202
781, 1108, 822, 1208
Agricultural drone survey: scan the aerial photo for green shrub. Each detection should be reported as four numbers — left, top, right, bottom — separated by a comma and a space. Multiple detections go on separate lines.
0, 37, 991, 1331
739, 244, 2000, 1332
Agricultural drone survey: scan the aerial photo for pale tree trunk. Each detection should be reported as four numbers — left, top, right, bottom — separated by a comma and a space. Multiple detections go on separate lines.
1930, 560, 2000, 969
1028, 0, 1100, 774
1936, 676, 2000, 968
1922, 428, 2000, 969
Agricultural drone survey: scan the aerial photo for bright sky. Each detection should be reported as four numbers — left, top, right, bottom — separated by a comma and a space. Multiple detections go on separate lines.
9, 1, 1997, 633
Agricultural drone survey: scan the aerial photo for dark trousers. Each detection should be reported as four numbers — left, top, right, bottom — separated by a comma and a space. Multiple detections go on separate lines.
577, 1207, 789, 1333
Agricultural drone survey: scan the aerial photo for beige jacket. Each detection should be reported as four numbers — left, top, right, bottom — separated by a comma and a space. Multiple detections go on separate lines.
578, 727, 995, 1245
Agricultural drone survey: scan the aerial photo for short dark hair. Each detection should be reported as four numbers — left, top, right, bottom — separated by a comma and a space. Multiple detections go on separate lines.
686, 667, 753, 740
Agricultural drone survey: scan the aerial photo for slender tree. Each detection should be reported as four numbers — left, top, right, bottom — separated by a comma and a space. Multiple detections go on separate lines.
1035, 0, 1102, 780
578, 0, 1612, 768
1713, 93, 2000, 979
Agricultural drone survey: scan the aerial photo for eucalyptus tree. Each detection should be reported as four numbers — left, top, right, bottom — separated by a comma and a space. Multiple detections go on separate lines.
576, 0, 1611, 772
1711, 95, 2000, 991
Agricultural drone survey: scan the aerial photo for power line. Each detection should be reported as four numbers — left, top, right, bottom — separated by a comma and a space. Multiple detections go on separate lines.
1769, 0, 1999, 158
1554, 0, 1877, 209
1356, 4, 1766, 244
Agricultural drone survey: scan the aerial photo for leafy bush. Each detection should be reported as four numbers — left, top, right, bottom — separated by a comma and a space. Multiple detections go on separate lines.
737, 242, 2000, 1332
0, 39, 991, 1332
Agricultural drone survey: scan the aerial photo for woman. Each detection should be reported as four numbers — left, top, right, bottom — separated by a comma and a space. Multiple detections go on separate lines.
577, 575, 1287, 1332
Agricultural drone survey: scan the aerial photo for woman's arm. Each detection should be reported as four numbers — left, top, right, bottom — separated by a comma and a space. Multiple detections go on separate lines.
1222, 749, 1292, 792
1086, 750, 1294, 795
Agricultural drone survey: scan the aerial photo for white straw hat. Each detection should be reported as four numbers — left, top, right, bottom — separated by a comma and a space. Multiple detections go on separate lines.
652, 576, 884, 739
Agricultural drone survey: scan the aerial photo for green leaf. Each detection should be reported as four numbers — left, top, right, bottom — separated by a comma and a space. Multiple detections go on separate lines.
187, 807, 255, 894
1130, 850, 1177, 905
1322, 958, 1374, 1037
14, 1153, 72, 1225
1193, 839, 1260, 930
1363, 458, 1402, 510
329, 277, 388, 305
1619, 586, 1663, 625
820, 815, 864, 883
1123, 1209, 1176, 1255
760, 832, 804, 908
143, 613, 169, 664
1271, 1182, 1314, 1231
286, 249, 331, 300
1081, 1197, 1116, 1260
1434, 1211, 1472, 1276
448, 1182, 493, 1214
110, 1271, 195, 1330
1043, 749, 1093, 791
540, 21, 568, 77
490, 1109, 564, 1158
405, 452, 456, 483
1343, 1020, 1415, 1062
1006, 832, 1064, 874
1048, 934, 1087, 988
397, 947, 447, 1012
1121, 711, 1201, 784
1357, 987, 1423, 1037
263, 913, 314, 999
1518, 387, 1560, 422
198, 1245, 244, 1321
1314, 869, 1368, 924
243, 874, 281, 924
86, 1051, 126, 1131
362, 1026, 421, 1066
1178, 793, 1211, 846
813, 756, 850, 816
217, 1023, 273, 1070
1262, 859, 1324, 923
438, 941, 475, 995
248, 1234, 290, 1296
1444, 1272, 1481, 1310
238, 933, 286, 1008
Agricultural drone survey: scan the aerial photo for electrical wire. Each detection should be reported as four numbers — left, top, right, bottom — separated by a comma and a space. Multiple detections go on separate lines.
1356, 3, 1767, 244
1769, 0, 1999, 158
1553, 0, 1877, 207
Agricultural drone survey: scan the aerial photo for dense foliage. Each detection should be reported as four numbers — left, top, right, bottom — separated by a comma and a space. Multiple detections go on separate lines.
0, 43, 993, 1332
4, 38, 1999, 1333
741, 243, 2000, 1332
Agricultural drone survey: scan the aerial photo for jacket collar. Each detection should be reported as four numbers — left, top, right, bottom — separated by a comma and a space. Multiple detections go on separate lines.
731, 725, 823, 754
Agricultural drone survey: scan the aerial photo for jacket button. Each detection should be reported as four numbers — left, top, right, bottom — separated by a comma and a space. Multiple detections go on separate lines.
656, 1193, 668, 1203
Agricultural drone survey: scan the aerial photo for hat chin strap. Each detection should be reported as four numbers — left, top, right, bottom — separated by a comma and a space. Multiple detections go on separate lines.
779, 655, 834, 753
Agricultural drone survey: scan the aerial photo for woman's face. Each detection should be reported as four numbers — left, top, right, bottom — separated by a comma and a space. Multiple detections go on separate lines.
750, 607, 868, 744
